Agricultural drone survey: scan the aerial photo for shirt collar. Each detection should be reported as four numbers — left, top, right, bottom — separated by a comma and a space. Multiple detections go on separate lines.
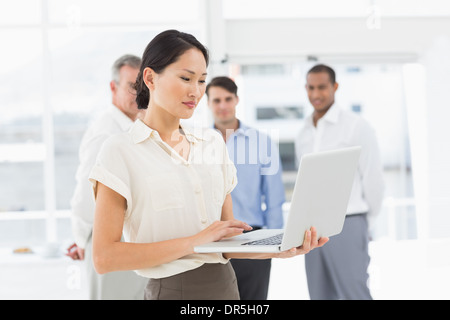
235, 120, 252, 136
130, 119, 205, 144
212, 119, 252, 137
322, 103, 340, 124
305, 103, 340, 127
181, 124, 206, 144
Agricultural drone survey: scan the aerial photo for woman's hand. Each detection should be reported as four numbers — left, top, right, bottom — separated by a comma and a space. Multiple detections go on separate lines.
274, 227, 328, 258
190, 219, 253, 250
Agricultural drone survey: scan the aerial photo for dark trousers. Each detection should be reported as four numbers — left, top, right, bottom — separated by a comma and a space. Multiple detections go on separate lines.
230, 258, 272, 300
144, 262, 240, 300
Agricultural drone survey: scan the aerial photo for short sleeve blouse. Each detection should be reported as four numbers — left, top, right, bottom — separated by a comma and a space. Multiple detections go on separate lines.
89, 119, 237, 279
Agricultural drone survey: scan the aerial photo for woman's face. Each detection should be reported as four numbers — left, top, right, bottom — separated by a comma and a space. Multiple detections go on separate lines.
148, 48, 208, 119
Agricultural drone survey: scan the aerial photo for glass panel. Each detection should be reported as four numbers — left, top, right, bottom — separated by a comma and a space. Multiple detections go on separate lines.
0, 29, 44, 214
0, 161, 45, 212
48, 28, 160, 115
0, 30, 43, 128
233, 62, 416, 240
241, 64, 285, 76
256, 105, 304, 120
48, 28, 194, 209
279, 141, 296, 172
0, 219, 46, 247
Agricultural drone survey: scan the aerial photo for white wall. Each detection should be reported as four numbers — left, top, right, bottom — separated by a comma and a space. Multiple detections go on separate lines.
225, 17, 450, 62
420, 36, 450, 238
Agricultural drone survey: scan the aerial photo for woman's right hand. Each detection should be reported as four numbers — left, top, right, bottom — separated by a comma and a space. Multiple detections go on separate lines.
190, 219, 252, 250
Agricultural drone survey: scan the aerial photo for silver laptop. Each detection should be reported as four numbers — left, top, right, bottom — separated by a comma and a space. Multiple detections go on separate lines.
194, 146, 361, 253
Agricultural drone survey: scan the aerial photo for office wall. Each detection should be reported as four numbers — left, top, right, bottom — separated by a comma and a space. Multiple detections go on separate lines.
421, 36, 450, 238
225, 17, 449, 62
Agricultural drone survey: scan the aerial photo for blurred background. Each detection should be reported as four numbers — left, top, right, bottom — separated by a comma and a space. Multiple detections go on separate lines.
0, 0, 449, 299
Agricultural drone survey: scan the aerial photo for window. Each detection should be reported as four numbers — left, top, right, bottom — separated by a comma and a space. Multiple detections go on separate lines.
232, 61, 416, 240
0, 0, 203, 248
256, 105, 304, 120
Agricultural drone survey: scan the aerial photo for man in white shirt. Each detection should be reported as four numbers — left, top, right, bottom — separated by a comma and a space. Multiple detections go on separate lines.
66, 54, 147, 299
295, 64, 384, 300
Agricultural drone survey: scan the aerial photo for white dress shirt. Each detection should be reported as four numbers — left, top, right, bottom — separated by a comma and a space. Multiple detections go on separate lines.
295, 104, 384, 221
89, 119, 237, 279
70, 106, 133, 249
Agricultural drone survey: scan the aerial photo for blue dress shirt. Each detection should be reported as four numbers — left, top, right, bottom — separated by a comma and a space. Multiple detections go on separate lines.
218, 121, 285, 229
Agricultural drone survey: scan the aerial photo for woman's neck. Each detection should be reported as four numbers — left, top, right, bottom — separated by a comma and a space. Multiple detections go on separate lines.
143, 105, 180, 141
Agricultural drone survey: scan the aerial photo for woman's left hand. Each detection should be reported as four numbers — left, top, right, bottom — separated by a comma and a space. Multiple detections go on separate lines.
274, 227, 328, 258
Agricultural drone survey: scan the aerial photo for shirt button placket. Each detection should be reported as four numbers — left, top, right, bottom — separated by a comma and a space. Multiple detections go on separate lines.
187, 166, 208, 225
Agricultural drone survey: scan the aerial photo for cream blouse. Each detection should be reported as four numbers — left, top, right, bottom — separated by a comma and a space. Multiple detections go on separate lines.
89, 119, 237, 279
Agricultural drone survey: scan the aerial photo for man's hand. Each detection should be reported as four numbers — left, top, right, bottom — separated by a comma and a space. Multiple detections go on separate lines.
66, 243, 85, 260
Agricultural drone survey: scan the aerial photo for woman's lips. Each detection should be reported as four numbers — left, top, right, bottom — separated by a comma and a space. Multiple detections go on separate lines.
183, 101, 196, 109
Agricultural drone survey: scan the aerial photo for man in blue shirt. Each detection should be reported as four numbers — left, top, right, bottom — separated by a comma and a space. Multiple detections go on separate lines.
206, 76, 285, 300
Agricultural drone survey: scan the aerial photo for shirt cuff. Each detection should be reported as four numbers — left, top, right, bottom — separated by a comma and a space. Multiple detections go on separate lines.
88, 163, 132, 218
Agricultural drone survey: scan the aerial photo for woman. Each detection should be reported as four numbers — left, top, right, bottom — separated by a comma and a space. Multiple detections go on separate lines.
89, 30, 328, 300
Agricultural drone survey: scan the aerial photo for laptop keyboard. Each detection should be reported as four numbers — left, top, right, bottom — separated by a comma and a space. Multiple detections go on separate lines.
241, 233, 284, 246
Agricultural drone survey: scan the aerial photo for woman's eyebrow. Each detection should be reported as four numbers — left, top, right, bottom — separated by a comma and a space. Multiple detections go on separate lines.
182, 69, 208, 76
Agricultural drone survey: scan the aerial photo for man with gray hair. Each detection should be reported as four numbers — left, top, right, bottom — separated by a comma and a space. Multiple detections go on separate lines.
66, 54, 147, 299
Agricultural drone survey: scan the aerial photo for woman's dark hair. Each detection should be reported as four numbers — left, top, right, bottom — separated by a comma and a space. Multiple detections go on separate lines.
134, 30, 209, 109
